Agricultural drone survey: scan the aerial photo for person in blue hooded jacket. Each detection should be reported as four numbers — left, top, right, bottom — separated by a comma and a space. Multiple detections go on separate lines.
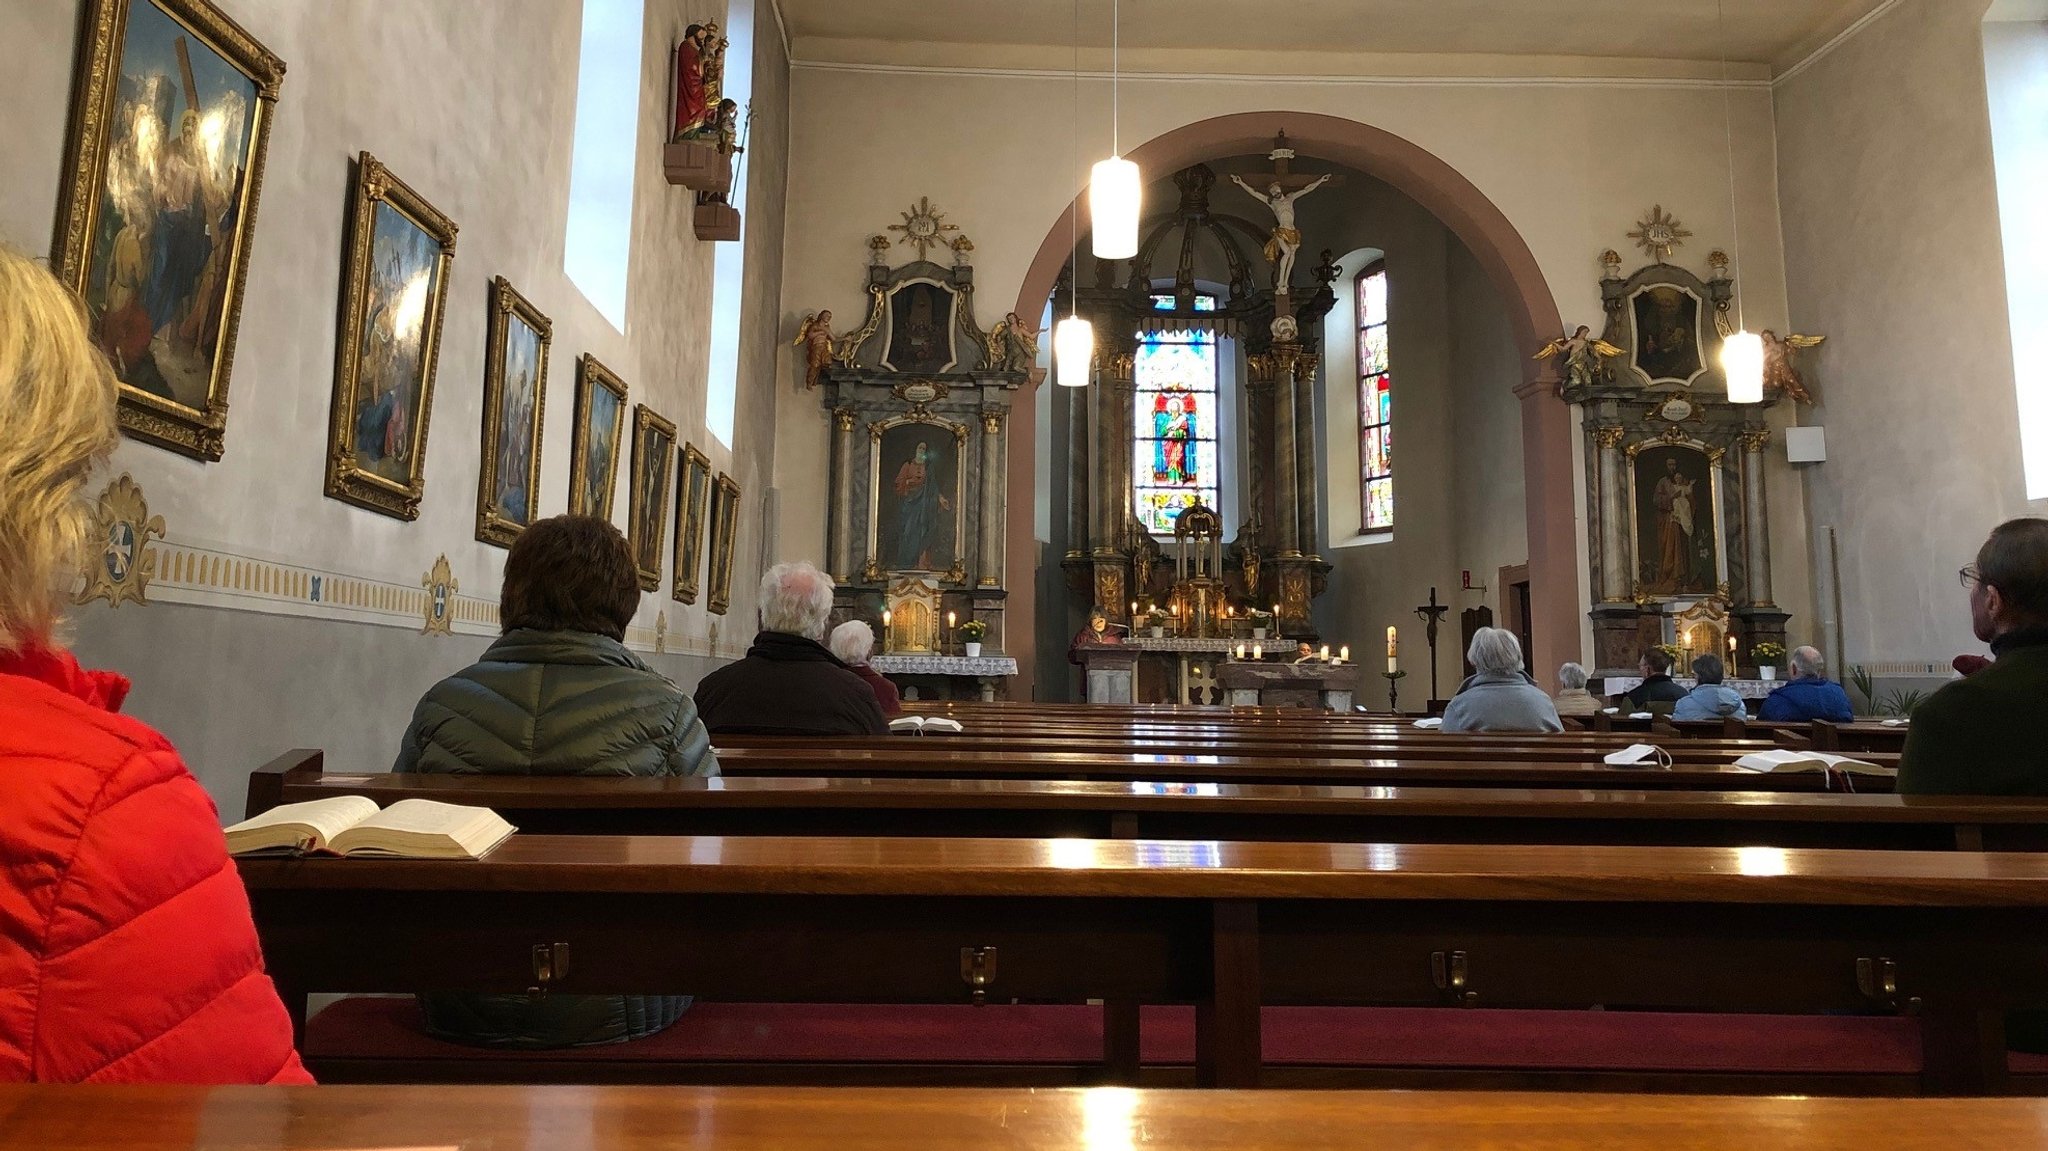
1756, 646, 1855, 723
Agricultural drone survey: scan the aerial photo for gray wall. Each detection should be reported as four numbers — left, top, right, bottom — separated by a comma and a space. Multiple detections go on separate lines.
3, 0, 790, 815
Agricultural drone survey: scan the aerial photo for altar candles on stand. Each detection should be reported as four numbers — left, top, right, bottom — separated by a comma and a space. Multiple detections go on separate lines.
1252, 643, 1263, 661
1235, 643, 1247, 660
1386, 626, 1399, 674
1339, 644, 1350, 664
1320, 644, 1330, 662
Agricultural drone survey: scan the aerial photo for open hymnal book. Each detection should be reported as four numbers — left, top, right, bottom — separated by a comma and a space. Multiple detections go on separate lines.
1733, 750, 1894, 776
224, 797, 515, 859
888, 715, 964, 735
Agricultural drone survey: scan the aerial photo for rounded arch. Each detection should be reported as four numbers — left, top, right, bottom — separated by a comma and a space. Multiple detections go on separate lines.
1006, 111, 1581, 689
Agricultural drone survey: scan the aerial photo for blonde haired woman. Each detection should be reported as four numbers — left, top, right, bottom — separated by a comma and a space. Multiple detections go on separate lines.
0, 248, 310, 1083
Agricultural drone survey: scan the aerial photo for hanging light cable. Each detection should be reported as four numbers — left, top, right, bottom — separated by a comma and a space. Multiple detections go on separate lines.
1716, 0, 1763, 403
1055, 0, 1095, 387
1089, 0, 1141, 259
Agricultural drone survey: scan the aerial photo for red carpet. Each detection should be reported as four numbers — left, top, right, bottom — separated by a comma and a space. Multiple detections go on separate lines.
307, 998, 1926, 1073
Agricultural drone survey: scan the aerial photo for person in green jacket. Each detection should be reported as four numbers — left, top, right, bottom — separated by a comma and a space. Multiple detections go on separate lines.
395, 514, 716, 1048
1898, 517, 2048, 797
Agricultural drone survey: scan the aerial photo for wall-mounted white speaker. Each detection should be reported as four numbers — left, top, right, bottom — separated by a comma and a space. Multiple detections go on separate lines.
1785, 425, 1827, 464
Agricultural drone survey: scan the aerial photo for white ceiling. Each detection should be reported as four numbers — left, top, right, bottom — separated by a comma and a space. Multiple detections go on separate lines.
777, 0, 1892, 72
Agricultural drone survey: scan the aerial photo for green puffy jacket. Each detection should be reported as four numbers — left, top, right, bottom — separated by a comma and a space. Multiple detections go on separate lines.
394, 627, 715, 1048
393, 628, 717, 778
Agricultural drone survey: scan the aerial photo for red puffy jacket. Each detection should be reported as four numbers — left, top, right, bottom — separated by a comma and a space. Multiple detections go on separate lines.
0, 645, 310, 1083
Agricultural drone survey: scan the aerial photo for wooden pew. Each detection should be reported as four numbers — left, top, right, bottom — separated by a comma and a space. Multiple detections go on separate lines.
247, 751, 2032, 850
239, 833, 2048, 1093
14, 1083, 2048, 1150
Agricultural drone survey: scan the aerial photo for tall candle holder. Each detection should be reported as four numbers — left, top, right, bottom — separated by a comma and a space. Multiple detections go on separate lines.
1382, 668, 1407, 714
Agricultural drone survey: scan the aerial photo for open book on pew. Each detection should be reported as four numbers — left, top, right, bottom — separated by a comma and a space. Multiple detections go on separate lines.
224, 797, 515, 860
1732, 750, 1895, 778
889, 715, 965, 735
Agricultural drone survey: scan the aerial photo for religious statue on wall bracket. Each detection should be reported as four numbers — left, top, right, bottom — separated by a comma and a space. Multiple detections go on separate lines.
1557, 213, 1815, 677
663, 23, 734, 195
811, 200, 1024, 654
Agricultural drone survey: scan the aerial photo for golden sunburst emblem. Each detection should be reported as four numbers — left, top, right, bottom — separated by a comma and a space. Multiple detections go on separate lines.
888, 196, 960, 260
1628, 205, 1692, 262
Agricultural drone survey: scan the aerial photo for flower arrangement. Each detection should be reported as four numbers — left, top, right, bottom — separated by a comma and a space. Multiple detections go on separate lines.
1145, 607, 1169, 625
1246, 607, 1273, 621
1656, 642, 1685, 662
1751, 641, 1786, 666
958, 619, 987, 642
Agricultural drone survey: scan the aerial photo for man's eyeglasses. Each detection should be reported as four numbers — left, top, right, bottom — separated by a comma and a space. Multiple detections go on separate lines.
1961, 564, 1983, 588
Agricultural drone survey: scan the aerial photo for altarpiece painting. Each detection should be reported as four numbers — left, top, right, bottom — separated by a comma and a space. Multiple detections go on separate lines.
673, 442, 710, 604
569, 355, 627, 520
871, 420, 963, 574
53, 0, 285, 461
476, 276, 549, 547
627, 406, 676, 592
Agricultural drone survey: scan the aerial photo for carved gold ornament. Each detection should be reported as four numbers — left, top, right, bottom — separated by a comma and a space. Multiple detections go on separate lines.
1628, 205, 1692, 262
75, 475, 165, 609
888, 196, 960, 260
420, 554, 459, 636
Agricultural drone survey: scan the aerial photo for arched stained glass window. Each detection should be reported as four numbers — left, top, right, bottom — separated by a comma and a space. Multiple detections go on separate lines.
1133, 294, 1220, 533
1357, 263, 1393, 532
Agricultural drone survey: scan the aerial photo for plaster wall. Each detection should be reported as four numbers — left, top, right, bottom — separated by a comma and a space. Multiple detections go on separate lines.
778, 53, 1797, 696
0, 0, 790, 812
1775, 0, 2032, 669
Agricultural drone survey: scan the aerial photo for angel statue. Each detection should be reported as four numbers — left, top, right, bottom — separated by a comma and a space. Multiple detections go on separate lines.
984, 311, 1040, 373
1228, 173, 1332, 292
793, 310, 839, 390
1533, 325, 1625, 390
1761, 330, 1827, 404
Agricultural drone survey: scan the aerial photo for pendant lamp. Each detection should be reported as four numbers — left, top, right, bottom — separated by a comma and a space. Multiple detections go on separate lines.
1714, 0, 1762, 404
1055, 0, 1094, 387
1090, 0, 1140, 259
1721, 330, 1764, 403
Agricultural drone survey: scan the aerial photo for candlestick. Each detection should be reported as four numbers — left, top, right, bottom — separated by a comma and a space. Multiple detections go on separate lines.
1252, 643, 1263, 661
947, 611, 956, 630
1383, 668, 1407, 714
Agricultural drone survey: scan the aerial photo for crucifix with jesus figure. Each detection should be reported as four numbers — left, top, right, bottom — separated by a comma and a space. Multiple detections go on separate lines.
1227, 131, 1341, 302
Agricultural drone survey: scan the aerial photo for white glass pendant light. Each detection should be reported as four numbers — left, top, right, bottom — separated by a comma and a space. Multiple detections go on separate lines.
1090, 0, 1140, 259
1055, 315, 1096, 388
1721, 330, 1764, 403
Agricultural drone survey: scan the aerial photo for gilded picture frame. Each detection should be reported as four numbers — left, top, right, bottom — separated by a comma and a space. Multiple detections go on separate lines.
707, 472, 740, 615
627, 405, 677, 593
672, 442, 711, 604
476, 276, 550, 548
568, 354, 628, 520
866, 413, 968, 582
1625, 436, 1728, 599
1625, 283, 1709, 390
323, 152, 457, 520
52, 0, 285, 461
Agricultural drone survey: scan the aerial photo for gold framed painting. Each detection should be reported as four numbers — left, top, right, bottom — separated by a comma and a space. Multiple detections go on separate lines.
569, 354, 628, 519
672, 442, 711, 604
476, 276, 550, 548
706, 471, 740, 615
627, 405, 677, 592
323, 152, 457, 520
52, 0, 285, 461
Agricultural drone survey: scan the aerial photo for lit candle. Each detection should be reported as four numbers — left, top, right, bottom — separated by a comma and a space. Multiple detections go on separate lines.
1339, 644, 1350, 664
1171, 602, 1179, 616
1387, 626, 1399, 674
1236, 643, 1246, 660
882, 609, 892, 629
1129, 600, 1137, 620
947, 611, 957, 632
1320, 644, 1330, 662
1252, 643, 1263, 660
1273, 604, 1281, 620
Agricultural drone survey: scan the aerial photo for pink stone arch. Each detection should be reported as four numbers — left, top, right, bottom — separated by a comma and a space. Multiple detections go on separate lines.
1005, 110, 1579, 697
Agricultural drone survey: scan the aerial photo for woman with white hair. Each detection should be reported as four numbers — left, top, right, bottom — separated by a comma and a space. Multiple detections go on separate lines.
829, 618, 901, 716
694, 560, 888, 734
0, 248, 309, 1082
1552, 661, 1602, 718
1441, 627, 1564, 733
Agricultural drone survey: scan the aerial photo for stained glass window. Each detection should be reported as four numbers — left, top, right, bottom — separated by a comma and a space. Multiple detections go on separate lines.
1133, 294, 1221, 534
1357, 264, 1392, 532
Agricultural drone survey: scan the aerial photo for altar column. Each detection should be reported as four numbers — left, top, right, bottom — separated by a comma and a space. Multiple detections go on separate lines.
1738, 428, 1774, 606
831, 406, 857, 580
1594, 425, 1629, 602
1290, 350, 1322, 555
1103, 340, 1138, 539
1268, 346, 1303, 557
979, 410, 1004, 587
1067, 384, 1090, 559
1244, 353, 1277, 546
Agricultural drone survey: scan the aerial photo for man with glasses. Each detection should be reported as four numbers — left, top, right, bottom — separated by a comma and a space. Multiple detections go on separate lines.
1897, 518, 2048, 794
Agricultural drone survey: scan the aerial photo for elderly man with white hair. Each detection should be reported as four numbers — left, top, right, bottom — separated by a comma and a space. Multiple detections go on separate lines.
1440, 627, 1564, 733
829, 619, 902, 716
1551, 661, 1602, 718
693, 561, 888, 735
1756, 644, 1855, 723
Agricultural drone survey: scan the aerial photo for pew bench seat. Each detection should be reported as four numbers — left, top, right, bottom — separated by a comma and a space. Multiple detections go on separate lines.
305, 996, 1953, 1091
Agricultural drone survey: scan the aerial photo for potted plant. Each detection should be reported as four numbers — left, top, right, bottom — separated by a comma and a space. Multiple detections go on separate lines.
1145, 607, 1168, 638
958, 619, 987, 658
1247, 608, 1272, 640
1751, 641, 1786, 682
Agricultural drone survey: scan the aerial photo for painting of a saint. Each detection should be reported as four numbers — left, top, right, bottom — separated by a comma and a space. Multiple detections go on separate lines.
673, 444, 711, 603
477, 278, 550, 547
323, 153, 455, 520
874, 424, 959, 574
882, 281, 955, 373
1632, 445, 1719, 596
570, 355, 628, 520
54, 0, 284, 460
350, 203, 443, 483
1630, 286, 1704, 386
627, 406, 676, 591
1153, 391, 1197, 484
